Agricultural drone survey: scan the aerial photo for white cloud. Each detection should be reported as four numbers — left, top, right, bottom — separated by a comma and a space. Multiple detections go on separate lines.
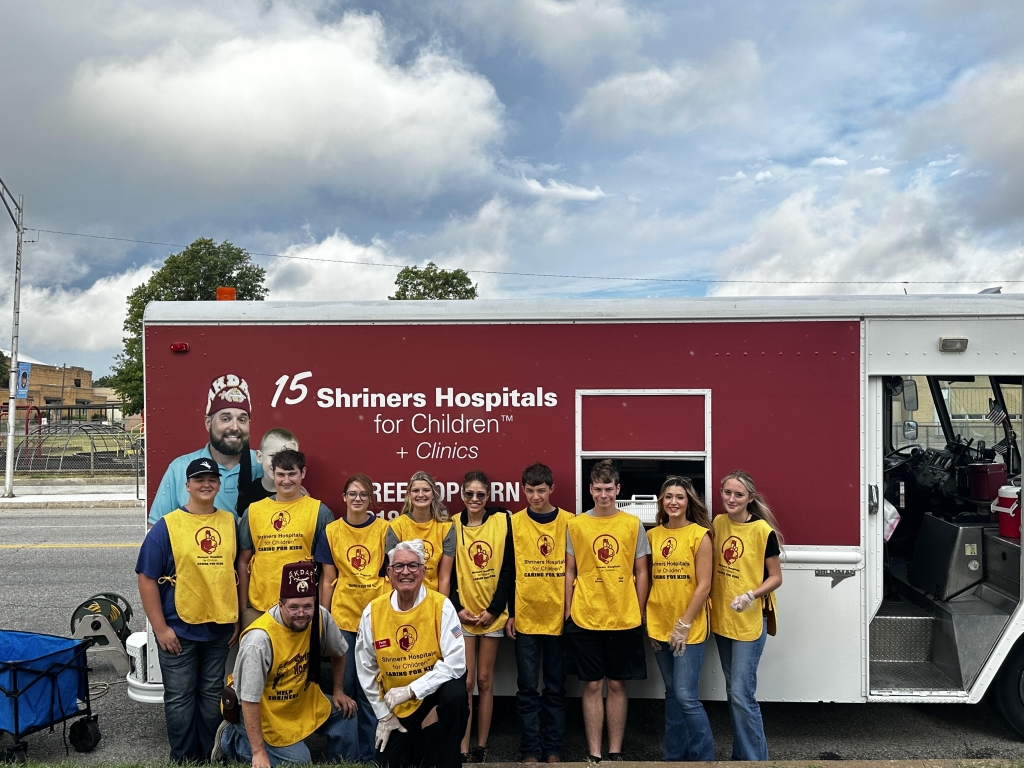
69, 12, 505, 201
710, 177, 1024, 296
927, 153, 960, 167
864, 167, 891, 175
811, 156, 848, 166
566, 41, 763, 138
719, 171, 748, 181
0, 265, 156, 356
449, 0, 655, 78
754, 171, 773, 182
522, 178, 608, 201
265, 234, 402, 302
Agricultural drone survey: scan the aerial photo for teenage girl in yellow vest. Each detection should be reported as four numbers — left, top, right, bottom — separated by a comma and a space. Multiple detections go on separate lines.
451, 470, 513, 763
710, 470, 783, 762
316, 473, 387, 763
645, 476, 714, 762
385, 470, 455, 594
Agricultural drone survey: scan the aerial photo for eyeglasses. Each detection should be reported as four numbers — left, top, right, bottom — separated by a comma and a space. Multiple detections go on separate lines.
345, 491, 370, 500
390, 562, 423, 573
463, 491, 488, 500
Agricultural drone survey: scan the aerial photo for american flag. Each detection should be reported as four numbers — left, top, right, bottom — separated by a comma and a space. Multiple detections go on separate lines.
451, 626, 463, 638
987, 400, 1010, 426
994, 441, 1008, 455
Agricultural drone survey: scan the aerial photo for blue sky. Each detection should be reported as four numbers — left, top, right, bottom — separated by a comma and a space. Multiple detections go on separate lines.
0, 0, 1022, 375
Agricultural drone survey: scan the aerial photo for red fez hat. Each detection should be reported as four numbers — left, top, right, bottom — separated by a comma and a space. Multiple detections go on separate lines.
280, 562, 316, 600
206, 374, 252, 416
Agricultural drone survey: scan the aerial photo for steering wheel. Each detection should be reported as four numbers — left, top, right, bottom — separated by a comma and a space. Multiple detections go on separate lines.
885, 444, 922, 471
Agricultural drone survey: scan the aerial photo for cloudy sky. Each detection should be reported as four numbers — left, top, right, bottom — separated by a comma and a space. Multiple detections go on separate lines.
1, 0, 1022, 375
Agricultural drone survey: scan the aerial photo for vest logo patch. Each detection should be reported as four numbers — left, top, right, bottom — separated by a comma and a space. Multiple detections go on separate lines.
537, 534, 555, 558
273, 510, 291, 531
374, 638, 391, 650
422, 540, 434, 563
722, 536, 744, 565
470, 540, 492, 568
661, 537, 677, 559
196, 526, 222, 554
348, 545, 371, 571
397, 625, 418, 652
593, 535, 620, 564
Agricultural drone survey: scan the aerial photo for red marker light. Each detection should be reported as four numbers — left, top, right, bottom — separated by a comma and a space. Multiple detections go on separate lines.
170, 343, 189, 353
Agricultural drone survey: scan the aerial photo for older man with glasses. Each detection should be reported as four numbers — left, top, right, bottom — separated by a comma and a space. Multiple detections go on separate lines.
355, 539, 468, 768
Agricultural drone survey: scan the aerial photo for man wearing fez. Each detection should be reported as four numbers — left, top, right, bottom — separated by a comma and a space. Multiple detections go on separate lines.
215, 562, 357, 767
355, 540, 468, 768
136, 458, 238, 763
149, 374, 263, 524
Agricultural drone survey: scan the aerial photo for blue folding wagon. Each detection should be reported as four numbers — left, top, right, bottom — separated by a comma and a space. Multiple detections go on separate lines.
0, 630, 100, 763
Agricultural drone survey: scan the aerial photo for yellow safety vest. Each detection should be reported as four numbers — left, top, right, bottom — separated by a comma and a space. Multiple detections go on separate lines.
325, 516, 388, 632
163, 508, 238, 625
709, 514, 778, 641
510, 509, 572, 636
248, 496, 321, 611
453, 513, 509, 635
242, 611, 332, 747
646, 523, 710, 643
389, 515, 452, 592
369, 590, 445, 718
567, 511, 642, 631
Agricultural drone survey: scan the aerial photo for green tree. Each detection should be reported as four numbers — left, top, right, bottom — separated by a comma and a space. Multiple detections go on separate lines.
0, 350, 8, 389
389, 262, 477, 300
110, 239, 268, 414
92, 374, 114, 388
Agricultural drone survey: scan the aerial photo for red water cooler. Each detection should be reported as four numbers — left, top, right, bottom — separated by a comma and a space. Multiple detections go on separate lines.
994, 486, 1021, 539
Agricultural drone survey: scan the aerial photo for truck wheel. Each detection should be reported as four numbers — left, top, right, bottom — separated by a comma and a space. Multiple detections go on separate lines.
994, 641, 1024, 738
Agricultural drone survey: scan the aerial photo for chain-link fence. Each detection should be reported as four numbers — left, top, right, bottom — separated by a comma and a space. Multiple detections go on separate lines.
0, 423, 144, 478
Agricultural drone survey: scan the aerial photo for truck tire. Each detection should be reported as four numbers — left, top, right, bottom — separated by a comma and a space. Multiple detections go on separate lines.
994, 640, 1024, 738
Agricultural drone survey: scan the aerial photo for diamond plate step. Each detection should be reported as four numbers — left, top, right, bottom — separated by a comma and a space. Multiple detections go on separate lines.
870, 602, 934, 663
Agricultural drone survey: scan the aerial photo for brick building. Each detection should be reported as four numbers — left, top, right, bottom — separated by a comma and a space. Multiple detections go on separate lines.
1, 349, 107, 420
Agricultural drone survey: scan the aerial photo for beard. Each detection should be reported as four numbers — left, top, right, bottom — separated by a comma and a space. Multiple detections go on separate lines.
209, 428, 247, 457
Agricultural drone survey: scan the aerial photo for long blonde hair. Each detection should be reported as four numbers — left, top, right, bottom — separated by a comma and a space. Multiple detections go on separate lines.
401, 471, 449, 522
655, 476, 712, 541
720, 469, 784, 547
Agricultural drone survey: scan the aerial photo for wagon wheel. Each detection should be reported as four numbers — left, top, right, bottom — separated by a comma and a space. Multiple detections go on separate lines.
69, 715, 101, 753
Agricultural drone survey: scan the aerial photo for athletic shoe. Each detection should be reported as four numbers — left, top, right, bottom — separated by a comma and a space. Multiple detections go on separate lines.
210, 720, 230, 764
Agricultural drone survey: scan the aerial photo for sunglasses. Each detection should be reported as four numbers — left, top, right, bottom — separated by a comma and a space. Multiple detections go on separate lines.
463, 491, 488, 500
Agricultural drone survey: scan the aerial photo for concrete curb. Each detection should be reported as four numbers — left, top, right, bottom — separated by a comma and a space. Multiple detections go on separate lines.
0, 499, 144, 509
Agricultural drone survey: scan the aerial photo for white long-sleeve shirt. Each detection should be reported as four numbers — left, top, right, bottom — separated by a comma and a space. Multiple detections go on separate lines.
355, 585, 467, 720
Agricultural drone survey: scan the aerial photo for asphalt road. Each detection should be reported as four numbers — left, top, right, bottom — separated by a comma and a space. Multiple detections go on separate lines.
3, 507, 1024, 763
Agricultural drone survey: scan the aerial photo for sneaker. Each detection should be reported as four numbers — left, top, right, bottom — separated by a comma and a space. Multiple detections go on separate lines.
471, 746, 488, 763
210, 720, 230, 764
586, 756, 602, 764
607, 754, 624, 762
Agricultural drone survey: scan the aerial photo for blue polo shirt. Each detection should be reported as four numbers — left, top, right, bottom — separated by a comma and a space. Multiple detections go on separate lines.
147, 445, 261, 524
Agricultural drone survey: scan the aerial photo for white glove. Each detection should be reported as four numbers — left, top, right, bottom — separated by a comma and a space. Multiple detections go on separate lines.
375, 713, 407, 752
668, 620, 691, 656
731, 590, 757, 612
383, 685, 414, 711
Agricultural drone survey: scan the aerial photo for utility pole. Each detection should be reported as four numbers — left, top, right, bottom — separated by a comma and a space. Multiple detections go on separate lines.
1, 176, 24, 498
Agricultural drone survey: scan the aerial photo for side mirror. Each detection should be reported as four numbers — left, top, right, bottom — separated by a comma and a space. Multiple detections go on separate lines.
903, 421, 919, 441
902, 378, 919, 412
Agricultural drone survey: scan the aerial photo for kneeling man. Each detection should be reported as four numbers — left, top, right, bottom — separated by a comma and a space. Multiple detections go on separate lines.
356, 540, 468, 768
217, 562, 356, 767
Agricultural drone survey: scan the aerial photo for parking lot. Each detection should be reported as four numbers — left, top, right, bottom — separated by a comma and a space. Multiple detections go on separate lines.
4, 506, 1024, 763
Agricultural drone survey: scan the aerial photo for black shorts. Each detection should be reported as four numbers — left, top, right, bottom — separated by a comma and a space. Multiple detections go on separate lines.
562, 618, 647, 682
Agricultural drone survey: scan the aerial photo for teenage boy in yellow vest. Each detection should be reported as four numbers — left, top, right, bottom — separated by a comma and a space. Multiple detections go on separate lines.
237, 449, 334, 628
355, 540, 469, 768
137, 458, 239, 763
506, 462, 573, 763
215, 562, 357, 767
564, 460, 650, 763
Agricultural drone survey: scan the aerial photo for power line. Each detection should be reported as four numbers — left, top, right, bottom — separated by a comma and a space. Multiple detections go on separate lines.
27, 227, 1024, 286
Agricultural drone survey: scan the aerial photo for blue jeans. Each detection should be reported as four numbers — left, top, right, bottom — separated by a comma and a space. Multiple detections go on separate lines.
220, 705, 356, 766
653, 641, 714, 761
514, 632, 566, 760
158, 635, 230, 763
340, 628, 377, 762
714, 619, 769, 761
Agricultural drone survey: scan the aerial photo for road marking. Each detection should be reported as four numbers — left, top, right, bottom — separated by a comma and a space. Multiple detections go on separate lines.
0, 543, 139, 549
11, 524, 143, 529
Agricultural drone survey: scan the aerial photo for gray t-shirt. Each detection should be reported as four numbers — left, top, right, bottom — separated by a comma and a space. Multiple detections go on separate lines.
234, 605, 348, 704
565, 509, 652, 559
384, 513, 457, 559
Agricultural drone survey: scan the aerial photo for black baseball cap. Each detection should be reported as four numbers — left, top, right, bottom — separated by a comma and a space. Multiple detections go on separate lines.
186, 458, 221, 480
